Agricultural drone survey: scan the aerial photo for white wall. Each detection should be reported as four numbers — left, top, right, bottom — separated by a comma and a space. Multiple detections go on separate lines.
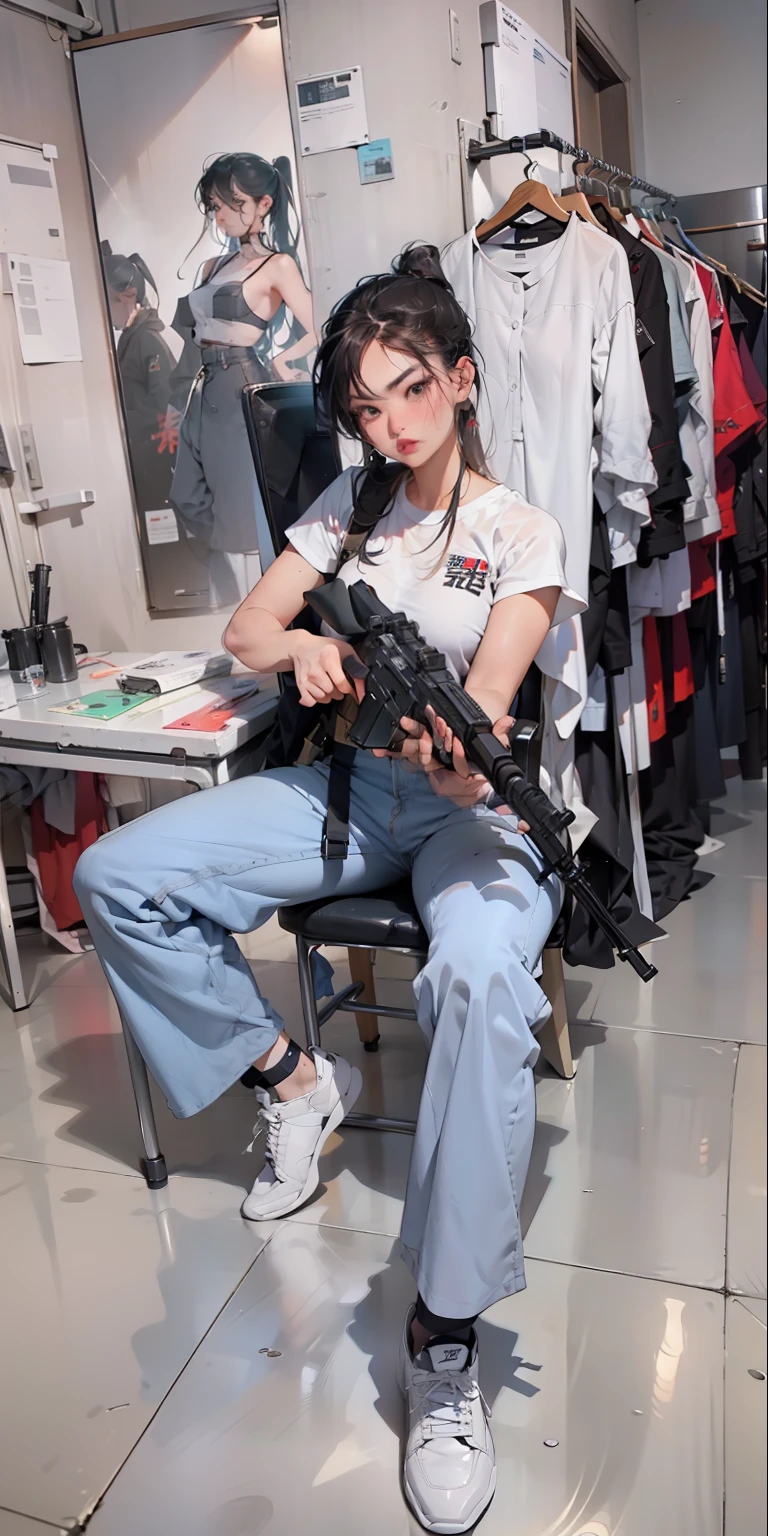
637, 0, 767, 195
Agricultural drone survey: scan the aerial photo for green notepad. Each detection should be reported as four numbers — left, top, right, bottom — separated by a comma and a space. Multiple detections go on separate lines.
50, 688, 156, 721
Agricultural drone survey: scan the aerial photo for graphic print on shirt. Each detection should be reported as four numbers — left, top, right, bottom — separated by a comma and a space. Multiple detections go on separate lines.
443, 553, 489, 594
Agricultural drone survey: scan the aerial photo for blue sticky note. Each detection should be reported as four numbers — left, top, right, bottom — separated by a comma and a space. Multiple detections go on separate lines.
358, 138, 394, 185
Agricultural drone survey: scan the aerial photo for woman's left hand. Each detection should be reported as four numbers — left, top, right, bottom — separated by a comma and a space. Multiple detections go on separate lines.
272, 355, 295, 383
424, 709, 529, 827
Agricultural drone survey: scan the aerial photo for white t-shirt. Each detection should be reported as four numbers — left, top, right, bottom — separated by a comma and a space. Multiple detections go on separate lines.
286, 468, 583, 686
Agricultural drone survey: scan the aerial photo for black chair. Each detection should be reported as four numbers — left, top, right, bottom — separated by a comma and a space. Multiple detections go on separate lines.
121, 384, 574, 1187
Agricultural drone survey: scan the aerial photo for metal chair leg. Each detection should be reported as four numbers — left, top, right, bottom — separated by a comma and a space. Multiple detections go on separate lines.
296, 936, 322, 1050
0, 853, 27, 1011
347, 948, 381, 1051
121, 1016, 168, 1188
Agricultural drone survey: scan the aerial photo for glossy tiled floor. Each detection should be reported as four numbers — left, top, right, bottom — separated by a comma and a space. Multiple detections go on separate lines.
0, 775, 764, 1535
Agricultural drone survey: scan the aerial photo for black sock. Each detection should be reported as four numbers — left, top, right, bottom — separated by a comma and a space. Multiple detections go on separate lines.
413, 1293, 477, 1349
248, 1038, 307, 1091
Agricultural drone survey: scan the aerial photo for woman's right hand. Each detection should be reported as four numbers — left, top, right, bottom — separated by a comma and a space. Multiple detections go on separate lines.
288, 632, 365, 709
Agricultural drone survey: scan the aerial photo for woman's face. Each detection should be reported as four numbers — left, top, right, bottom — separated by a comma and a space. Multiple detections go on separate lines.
208, 180, 273, 241
108, 285, 136, 330
349, 339, 474, 469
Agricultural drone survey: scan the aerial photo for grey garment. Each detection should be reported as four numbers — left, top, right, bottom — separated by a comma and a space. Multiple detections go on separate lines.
73, 753, 562, 1318
186, 251, 275, 348
0, 766, 75, 834
653, 245, 698, 387
170, 353, 274, 555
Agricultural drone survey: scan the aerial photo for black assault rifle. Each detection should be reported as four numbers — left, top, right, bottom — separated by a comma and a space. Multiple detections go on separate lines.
305, 577, 657, 983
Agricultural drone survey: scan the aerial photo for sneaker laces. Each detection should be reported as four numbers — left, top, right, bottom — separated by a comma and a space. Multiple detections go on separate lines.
411, 1365, 491, 1442
245, 1102, 287, 1179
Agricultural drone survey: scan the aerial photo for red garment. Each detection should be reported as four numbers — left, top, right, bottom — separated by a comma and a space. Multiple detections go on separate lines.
689, 539, 717, 601
643, 616, 666, 742
696, 264, 762, 540
671, 613, 695, 704
29, 774, 107, 930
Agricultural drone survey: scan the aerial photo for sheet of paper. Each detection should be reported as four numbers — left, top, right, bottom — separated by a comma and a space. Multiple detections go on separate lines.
533, 33, 574, 142
145, 508, 180, 545
358, 139, 394, 185
295, 66, 369, 155
7, 253, 82, 364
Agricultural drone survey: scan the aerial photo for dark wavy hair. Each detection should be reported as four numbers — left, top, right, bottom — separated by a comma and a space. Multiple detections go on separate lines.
101, 242, 158, 306
313, 244, 488, 560
196, 152, 300, 263
190, 152, 303, 354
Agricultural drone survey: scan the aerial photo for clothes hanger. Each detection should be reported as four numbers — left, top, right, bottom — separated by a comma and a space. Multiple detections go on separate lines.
475, 148, 569, 243
586, 166, 629, 223
556, 152, 605, 229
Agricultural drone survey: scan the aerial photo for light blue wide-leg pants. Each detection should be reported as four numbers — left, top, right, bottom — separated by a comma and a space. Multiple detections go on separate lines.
74, 753, 561, 1318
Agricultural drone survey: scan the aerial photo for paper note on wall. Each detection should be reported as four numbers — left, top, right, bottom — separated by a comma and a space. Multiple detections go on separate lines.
7, 253, 82, 364
295, 66, 369, 155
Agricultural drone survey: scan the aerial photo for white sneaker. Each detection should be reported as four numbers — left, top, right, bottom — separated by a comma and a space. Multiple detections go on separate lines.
399, 1306, 496, 1534
242, 1048, 362, 1221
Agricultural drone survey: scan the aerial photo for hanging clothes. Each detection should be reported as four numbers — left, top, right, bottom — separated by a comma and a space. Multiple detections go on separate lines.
593, 204, 688, 560
442, 215, 656, 851
442, 215, 656, 605
696, 264, 763, 541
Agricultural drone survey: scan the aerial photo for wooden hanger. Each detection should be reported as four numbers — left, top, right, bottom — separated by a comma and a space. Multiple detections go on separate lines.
557, 186, 604, 228
476, 159, 569, 244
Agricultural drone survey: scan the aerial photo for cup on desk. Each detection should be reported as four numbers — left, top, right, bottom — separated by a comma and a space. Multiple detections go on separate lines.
39, 618, 78, 684
1, 625, 48, 699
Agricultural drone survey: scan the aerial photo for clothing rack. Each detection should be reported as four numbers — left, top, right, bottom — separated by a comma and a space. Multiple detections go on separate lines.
466, 127, 676, 205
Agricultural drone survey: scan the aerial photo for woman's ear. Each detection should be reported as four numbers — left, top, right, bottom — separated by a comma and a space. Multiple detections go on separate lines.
454, 356, 476, 403
257, 194, 274, 218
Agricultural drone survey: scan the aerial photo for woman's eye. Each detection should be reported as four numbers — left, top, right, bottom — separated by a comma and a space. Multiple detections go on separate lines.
360, 406, 379, 420
408, 380, 428, 398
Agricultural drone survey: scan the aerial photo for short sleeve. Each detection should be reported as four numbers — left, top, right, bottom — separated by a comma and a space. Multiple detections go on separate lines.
285, 467, 357, 574
493, 504, 586, 628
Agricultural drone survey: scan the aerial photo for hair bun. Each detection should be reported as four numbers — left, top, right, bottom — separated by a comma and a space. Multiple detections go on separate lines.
392, 243, 449, 287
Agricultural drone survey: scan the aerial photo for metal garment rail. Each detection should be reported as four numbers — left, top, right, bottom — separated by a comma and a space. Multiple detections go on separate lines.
466, 127, 676, 205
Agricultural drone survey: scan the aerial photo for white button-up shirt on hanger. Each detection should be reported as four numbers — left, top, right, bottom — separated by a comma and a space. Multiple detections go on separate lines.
442, 216, 657, 849
442, 214, 657, 608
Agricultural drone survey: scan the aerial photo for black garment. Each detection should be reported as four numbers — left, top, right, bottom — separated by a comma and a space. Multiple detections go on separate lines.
115, 307, 175, 510
582, 505, 632, 676
565, 678, 659, 968
724, 277, 765, 356
593, 206, 688, 561
753, 310, 767, 387
168, 293, 203, 412
639, 698, 712, 921
737, 562, 767, 779
687, 591, 728, 806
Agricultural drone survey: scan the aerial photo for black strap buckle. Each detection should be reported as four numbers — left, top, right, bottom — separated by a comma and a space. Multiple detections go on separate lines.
321, 824, 349, 860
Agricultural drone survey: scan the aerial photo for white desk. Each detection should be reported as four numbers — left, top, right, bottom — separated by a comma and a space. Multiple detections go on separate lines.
0, 655, 278, 1011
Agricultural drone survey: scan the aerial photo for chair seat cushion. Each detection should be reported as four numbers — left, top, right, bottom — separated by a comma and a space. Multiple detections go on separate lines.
278, 881, 427, 950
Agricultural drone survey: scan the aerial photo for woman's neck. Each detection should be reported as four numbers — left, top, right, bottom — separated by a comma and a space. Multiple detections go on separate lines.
407, 438, 464, 512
